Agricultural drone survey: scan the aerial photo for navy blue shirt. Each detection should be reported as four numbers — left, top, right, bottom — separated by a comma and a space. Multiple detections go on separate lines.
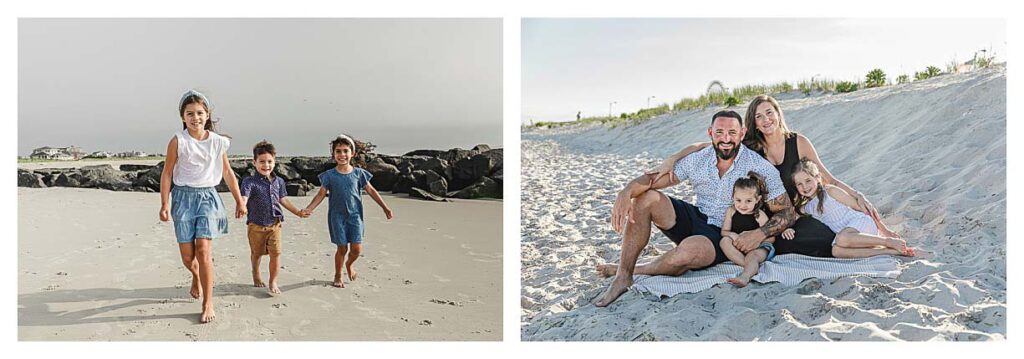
241, 174, 288, 226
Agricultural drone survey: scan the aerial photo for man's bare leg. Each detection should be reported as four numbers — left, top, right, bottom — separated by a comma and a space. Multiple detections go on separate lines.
594, 191, 678, 307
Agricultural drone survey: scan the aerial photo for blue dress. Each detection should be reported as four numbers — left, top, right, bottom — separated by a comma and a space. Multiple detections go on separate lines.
318, 167, 373, 245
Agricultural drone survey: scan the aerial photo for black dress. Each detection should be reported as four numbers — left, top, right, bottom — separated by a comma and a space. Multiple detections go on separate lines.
755, 133, 836, 257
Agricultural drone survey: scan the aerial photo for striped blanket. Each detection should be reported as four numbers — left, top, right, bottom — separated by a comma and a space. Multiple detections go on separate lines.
630, 254, 901, 296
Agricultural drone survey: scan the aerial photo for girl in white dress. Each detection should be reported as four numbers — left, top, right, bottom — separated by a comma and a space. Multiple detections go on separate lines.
789, 159, 915, 258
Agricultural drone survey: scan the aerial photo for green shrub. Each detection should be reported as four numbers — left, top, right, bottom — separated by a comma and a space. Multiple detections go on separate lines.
896, 74, 909, 84
926, 66, 942, 78
835, 81, 859, 93
865, 69, 886, 88
725, 96, 740, 106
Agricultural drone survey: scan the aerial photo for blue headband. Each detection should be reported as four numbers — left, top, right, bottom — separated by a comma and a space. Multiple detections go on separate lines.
179, 89, 212, 112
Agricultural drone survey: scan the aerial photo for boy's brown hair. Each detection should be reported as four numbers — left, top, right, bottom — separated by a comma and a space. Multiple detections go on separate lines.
253, 140, 277, 159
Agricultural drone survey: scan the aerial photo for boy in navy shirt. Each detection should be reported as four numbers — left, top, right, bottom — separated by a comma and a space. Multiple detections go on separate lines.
240, 141, 308, 294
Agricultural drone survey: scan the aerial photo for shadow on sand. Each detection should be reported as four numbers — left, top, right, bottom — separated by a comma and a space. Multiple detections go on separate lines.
18, 280, 322, 327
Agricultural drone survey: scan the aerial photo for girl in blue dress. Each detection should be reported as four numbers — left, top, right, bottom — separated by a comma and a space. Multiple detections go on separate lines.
303, 134, 394, 288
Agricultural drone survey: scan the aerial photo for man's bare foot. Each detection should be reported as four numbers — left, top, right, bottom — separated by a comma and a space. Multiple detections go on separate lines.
190, 276, 202, 299
200, 304, 216, 323
595, 263, 617, 278
253, 275, 266, 288
346, 264, 357, 281
593, 277, 632, 307
332, 275, 345, 288
268, 281, 281, 295
727, 276, 751, 288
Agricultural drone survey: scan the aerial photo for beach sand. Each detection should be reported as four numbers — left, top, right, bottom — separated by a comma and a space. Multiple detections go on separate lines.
520, 65, 1006, 341
18, 187, 502, 341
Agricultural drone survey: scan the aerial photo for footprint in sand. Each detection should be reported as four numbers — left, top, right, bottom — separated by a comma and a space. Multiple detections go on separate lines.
290, 319, 312, 336
433, 275, 452, 283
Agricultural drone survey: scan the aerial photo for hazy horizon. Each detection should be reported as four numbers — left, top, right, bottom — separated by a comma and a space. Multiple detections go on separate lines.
19, 18, 502, 157
522, 18, 1006, 124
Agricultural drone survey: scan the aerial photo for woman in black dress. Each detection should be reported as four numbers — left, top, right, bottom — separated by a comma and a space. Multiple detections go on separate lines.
650, 95, 898, 257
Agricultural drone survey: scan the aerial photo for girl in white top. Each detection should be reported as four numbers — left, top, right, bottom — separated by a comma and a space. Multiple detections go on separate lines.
788, 159, 915, 258
158, 89, 246, 323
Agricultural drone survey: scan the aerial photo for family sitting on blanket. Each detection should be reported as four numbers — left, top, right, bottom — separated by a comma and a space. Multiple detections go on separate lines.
594, 95, 915, 307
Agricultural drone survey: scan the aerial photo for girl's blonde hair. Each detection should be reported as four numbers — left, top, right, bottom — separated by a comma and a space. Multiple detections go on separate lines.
792, 158, 825, 215
733, 171, 768, 214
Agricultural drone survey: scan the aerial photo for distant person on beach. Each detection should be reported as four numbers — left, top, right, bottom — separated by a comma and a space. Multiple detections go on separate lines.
790, 159, 915, 258
649, 95, 899, 258
577, 111, 581, 121
240, 140, 310, 295
594, 110, 796, 307
158, 89, 246, 323
303, 134, 394, 288
720, 171, 776, 287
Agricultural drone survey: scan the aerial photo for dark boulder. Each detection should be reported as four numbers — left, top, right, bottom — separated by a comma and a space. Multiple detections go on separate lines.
286, 182, 307, 197
133, 163, 164, 192
216, 172, 241, 193
119, 164, 155, 172
54, 171, 84, 187
289, 157, 334, 185
426, 170, 448, 197
451, 177, 500, 199
451, 149, 502, 190
80, 165, 133, 191
403, 149, 445, 158
273, 163, 302, 181
392, 173, 416, 194
18, 169, 45, 188
364, 158, 400, 191
409, 187, 450, 202
472, 144, 491, 153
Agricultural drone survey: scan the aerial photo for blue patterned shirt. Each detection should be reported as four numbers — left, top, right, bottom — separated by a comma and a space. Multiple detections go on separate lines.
241, 175, 288, 226
672, 144, 786, 227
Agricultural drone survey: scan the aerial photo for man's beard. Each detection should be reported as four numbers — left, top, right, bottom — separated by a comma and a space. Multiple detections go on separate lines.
714, 141, 738, 160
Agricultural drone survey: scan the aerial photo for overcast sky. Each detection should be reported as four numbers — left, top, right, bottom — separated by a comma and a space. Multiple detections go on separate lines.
522, 18, 1006, 124
19, 18, 502, 156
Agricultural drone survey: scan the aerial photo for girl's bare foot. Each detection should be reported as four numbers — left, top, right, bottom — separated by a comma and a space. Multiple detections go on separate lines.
200, 304, 216, 323
332, 275, 345, 288
268, 281, 281, 295
901, 246, 917, 257
595, 263, 617, 278
727, 276, 751, 288
190, 276, 202, 299
887, 238, 908, 252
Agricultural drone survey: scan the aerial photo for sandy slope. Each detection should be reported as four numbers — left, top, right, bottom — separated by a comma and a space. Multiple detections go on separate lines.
520, 65, 1006, 341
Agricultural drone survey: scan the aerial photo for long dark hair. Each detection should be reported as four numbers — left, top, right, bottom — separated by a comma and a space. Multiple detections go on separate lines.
742, 95, 791, 152
792, 158, 826, 215
733, 171, 768, 215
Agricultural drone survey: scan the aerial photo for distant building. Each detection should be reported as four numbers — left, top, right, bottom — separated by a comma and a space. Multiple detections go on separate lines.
85, 151, 113, 159
30, 146, 85, 161
115, 150, 148, 158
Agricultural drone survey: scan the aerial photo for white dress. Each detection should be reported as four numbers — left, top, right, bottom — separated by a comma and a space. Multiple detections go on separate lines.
802, 190, 878, 245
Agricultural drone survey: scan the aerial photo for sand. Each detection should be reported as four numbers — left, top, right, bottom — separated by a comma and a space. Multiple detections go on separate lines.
520, 65, 1006, 341
18, 187, 502, 341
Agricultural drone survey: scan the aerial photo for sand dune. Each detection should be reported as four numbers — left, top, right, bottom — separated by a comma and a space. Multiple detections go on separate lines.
520, 65, 1005, 341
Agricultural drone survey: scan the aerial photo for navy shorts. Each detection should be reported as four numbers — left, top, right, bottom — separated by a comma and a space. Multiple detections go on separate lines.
659, 196, 728, 269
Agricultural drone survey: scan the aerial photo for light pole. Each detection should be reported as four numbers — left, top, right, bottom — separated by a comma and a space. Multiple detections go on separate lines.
608, 101, 616, 118
647, 96, 655, 109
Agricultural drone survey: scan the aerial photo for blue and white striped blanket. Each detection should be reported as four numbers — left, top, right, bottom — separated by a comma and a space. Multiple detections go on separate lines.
630, 254, 901, 296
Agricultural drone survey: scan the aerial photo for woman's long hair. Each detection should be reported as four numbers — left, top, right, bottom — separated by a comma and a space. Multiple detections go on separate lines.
742, 95, 791, 152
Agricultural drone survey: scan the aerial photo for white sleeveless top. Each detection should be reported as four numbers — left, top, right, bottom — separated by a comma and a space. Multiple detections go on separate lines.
172, 129, 229, 188
803, 190, 878, 236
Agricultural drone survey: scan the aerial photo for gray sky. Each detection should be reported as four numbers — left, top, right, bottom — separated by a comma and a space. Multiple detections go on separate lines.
19, 18, 502, 156
522, 18, 1006, 124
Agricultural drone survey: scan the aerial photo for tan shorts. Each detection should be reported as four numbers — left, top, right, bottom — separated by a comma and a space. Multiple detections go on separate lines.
247, 221, 282, 256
